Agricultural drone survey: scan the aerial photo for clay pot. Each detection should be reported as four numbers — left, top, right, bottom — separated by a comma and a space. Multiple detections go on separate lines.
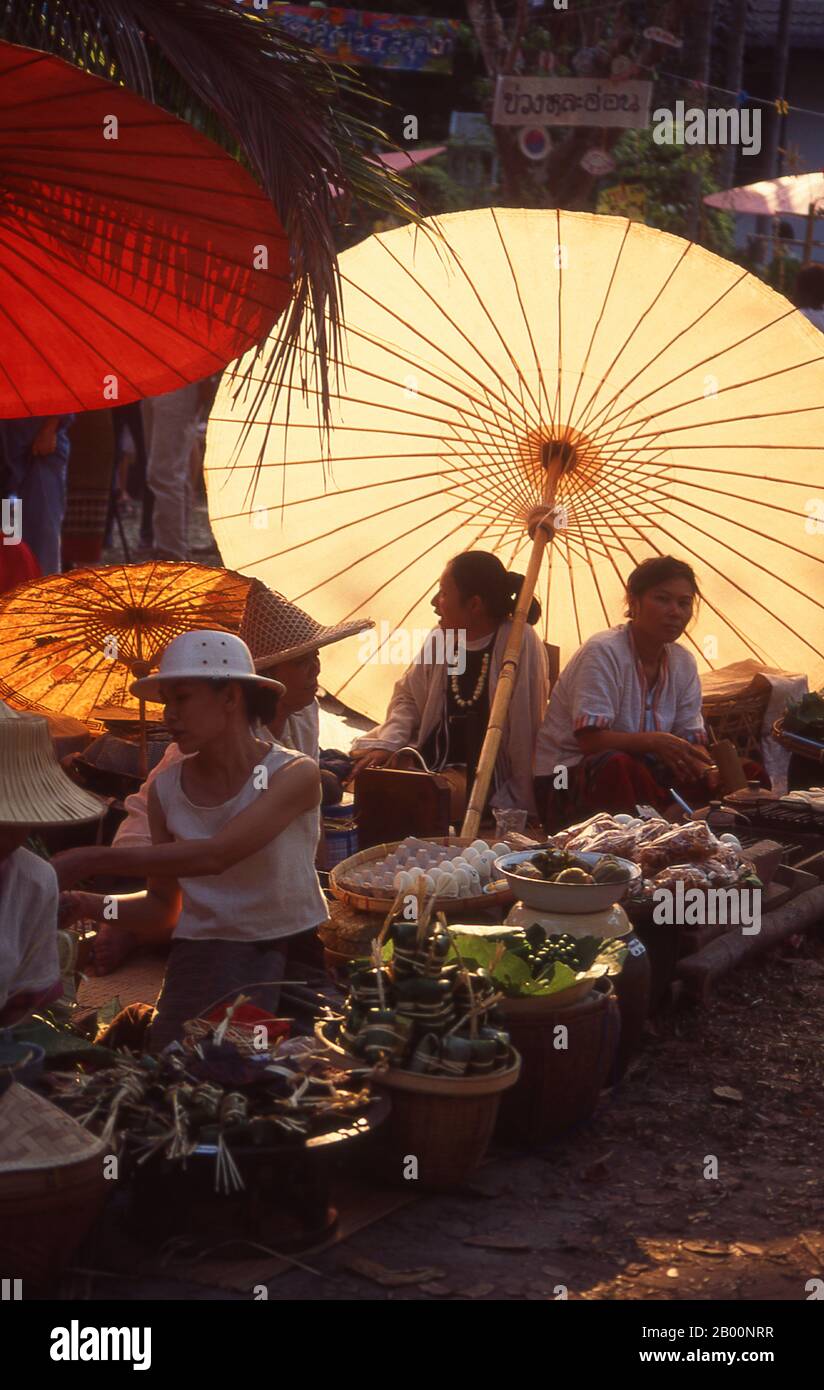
496, 978, 620, 1145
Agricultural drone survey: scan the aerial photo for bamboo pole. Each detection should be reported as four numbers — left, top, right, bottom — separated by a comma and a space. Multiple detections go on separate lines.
461, 449, 566, 839
135, 623, 148, 779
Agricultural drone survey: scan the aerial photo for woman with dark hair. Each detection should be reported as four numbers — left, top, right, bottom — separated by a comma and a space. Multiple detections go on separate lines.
349, 551, 549, 815
534, 556, 718, 827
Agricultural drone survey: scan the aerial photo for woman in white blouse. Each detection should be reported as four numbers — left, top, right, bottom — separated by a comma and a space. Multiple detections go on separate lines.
534, 557, 719, 828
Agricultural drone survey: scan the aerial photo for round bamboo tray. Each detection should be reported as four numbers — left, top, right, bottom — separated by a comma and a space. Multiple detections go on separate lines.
329, 835, 515, 917
771, 717, 824, 763
0, 1082, 109, 1289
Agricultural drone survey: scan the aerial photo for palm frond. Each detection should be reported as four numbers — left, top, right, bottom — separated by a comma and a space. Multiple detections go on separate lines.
0, 0, 425, 429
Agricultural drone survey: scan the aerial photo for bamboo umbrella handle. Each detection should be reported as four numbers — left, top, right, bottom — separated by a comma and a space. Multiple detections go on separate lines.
461, 456, 564, 839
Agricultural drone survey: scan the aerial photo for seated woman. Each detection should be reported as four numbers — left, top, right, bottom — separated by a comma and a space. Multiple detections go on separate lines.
347, 551, 549, 816
0, 703, 104, 1027
534, 556, 719, 828
54, 630, 327, 1051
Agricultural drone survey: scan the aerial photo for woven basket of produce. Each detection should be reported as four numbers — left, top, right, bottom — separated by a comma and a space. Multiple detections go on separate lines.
329, 834, 515, 916
317, 1019, 519, 1190
315, 892, 522, 1189
0, 1082, 109, 1289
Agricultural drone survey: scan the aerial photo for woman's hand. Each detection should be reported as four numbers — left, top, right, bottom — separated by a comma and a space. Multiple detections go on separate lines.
51, 848, 101, 890
346, 749, 395, 783
58, 890, 106, 927
648, 733, 715, 782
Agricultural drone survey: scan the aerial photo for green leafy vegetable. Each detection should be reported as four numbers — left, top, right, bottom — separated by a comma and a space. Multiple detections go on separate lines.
446, 929, 614, 999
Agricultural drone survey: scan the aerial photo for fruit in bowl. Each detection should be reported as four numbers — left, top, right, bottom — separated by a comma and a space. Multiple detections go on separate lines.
510, 847, 632, 886
496, 849, 641, 915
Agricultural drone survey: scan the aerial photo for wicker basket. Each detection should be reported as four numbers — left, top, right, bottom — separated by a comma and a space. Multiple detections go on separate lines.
703, 686, 770, 762
0, 1082, 109, 1289
497, 978, 618, 1145
771, 717, 824, 763
318, 899, 384, 955
316, 1019, 520, 1190
329, 836, 514, 917
317, 900, 385, 980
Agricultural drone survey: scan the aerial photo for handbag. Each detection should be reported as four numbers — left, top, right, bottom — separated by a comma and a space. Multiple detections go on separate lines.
353, 747, 465, 849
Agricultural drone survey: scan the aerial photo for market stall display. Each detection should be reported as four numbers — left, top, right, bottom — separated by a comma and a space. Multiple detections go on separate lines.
46, 1028, 385, 1253
549, 813, 758, 900
440, 922, 624, 1142
319, 899, 520, 1187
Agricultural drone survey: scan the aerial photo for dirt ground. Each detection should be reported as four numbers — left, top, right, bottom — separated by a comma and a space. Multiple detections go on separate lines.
59, 929, 824, 1304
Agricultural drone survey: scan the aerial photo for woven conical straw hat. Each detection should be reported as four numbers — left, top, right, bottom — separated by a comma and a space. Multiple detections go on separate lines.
240, 579, 373, 671
0, 1082, 106, 1172
0, 702, 105, 825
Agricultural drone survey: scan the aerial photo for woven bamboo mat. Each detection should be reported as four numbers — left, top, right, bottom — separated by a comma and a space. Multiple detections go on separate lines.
76, 949, 167, 1011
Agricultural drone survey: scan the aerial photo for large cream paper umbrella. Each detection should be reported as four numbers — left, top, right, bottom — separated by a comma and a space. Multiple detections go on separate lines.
207, 208, 824, 817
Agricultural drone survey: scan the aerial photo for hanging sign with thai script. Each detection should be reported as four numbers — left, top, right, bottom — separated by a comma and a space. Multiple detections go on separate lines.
492, 77, 652, 128
235, 4, 460, 73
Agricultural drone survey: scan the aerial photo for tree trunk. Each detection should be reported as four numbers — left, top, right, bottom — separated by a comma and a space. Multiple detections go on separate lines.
768, 0, 794, 177
683, 0, 715, 242
754, 0, 793, 256
719, 0, 749, 191
465, 0, 525, 202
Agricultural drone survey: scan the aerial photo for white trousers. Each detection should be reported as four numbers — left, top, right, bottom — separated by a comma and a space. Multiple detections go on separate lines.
144, 384, 200, 559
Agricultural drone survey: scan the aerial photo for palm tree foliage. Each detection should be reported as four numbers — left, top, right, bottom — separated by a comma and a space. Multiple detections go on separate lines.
0, 0, 423, 422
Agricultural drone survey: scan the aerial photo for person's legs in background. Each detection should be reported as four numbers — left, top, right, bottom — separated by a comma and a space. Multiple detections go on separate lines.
144, 383, 199, 561
0, 416, 72, 576
118, 400, 153, 547
19, 453, 68, 575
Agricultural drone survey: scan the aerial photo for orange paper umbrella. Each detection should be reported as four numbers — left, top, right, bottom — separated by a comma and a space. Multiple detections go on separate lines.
0, 562, 252, 727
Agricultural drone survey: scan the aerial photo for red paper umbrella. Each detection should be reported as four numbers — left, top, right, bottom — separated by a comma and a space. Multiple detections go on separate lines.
0, 42, 291, 416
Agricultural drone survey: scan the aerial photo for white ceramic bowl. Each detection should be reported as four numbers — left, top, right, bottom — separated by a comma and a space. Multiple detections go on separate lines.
494, 849, 641, 915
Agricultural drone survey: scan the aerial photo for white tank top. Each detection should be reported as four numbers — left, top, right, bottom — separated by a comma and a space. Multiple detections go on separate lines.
154, 743, 327, 943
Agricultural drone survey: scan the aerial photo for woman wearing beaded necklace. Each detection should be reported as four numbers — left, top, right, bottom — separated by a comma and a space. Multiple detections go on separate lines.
348, 551, 549, 816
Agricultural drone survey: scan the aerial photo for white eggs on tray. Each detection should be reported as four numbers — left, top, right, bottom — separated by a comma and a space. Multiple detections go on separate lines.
336, 836, 511, 902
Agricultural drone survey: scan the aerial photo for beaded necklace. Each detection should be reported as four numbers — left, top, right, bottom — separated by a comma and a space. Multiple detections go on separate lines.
450, 651, 490, 709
